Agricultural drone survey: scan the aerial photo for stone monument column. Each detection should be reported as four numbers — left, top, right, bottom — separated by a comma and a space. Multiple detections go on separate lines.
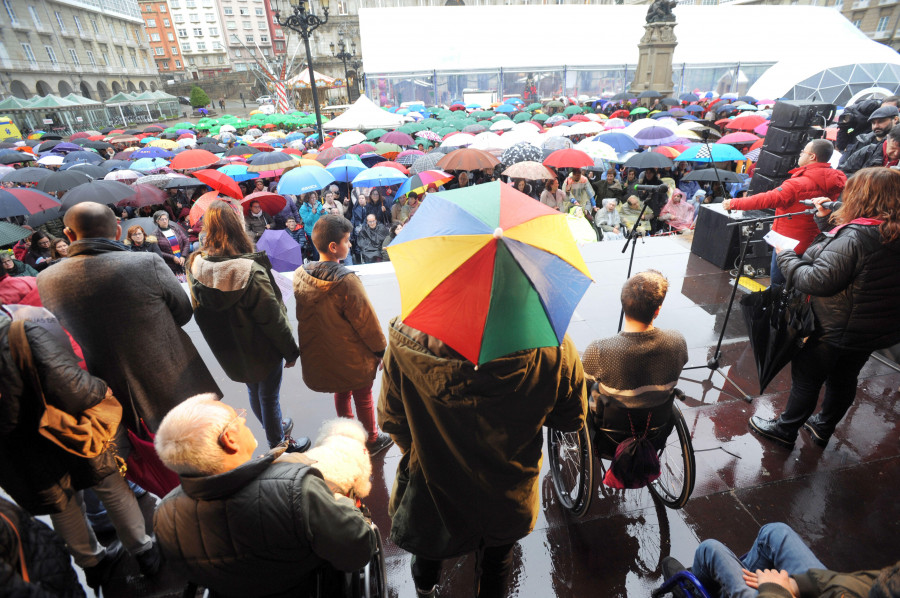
629, 1, 678, 98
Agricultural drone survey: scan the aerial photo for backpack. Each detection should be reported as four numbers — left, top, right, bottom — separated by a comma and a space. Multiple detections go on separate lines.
603, 411, 661, 490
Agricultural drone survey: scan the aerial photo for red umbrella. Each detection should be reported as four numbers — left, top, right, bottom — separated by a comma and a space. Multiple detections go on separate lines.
379, 161, 410, 175
250, 143, 275, 152
725, 115, 767, 131
315, 147, 349, 165
717, 132, 760, 145
436, 148, 500, 171
177, 133, 195, 140
0, 188, 60, 216
569, 114, 590, 122
87, 135, 105, 141
714, 118, 732, 128
188, 192, 242, 227
652, 146, 682, 159
70, 132, 91, 140
543, 149, 594, 169
240, 191, 286, 216
610, 109, 630, 119
281, 148, 304, 156
169, 149, 220, 170
116, 183, 168, 208
191, 169, 244, 199
380, 131, 416, 146
749, 138, 765, 152
319, 139, 334, 151
263, 123, 277, 129
449, 104, 466, 111
349, 143, 377, 155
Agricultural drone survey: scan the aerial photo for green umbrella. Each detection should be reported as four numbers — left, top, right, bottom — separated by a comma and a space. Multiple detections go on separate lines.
563, 105, 583, 115
513, 112, 533, 123
0, 222, 32, 247
532, 113, 550, 122
398, 124, 419, 135
546, 100, 564, 109
491, 114, 512, 122
366, 128, 388, 141
436, 127, 457, 137
630, 107, 649, 115
174, 122, 194, 129
527, 103, 543, 111
374, 142, 401, 155
471, 110, 495, 119
220, 114, 235, 119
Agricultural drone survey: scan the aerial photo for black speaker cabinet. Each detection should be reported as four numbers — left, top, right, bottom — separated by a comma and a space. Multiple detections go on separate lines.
755, 149, 799, 179
691, 205, 774, 271
769, 100, 836, 129
748, 173, 783, 195
763, 126, 811, 154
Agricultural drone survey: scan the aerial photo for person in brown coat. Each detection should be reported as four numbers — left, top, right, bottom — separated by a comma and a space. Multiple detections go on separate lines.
293, 215, 393, 456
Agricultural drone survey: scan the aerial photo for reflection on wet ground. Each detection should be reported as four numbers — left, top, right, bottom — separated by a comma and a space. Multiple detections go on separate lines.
96, 237, 900, 597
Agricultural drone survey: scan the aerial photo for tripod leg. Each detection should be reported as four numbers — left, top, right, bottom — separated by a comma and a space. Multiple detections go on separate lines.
715, 368, 753, 403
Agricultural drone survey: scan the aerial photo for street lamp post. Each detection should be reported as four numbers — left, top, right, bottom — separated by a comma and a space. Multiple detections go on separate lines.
274, 0, 328, 143
330, 37, 357, 103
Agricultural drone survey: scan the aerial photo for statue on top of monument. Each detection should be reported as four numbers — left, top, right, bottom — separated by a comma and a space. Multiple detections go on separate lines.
646, 0, 677, 23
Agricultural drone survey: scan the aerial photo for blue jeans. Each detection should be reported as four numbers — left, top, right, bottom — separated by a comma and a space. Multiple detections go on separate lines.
770, 251, 786, 286
692, 523, 825, 598
246, 360, 285, 448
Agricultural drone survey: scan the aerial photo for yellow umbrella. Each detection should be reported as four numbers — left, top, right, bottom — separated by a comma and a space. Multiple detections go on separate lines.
249, 110, 262, 115
268, 131, 286, 138
296, 158, 325, 168
149, 139, 178, 149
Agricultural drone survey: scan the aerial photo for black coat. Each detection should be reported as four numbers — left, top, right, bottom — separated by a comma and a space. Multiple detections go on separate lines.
0, 317, 116, 515
839, 140, 885, 177
778, 221, 900, 351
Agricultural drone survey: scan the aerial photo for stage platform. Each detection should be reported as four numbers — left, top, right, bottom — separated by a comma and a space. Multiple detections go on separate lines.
77, 236, 900, 597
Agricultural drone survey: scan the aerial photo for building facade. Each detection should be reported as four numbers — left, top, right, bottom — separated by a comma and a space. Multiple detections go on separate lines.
0, 0, 160, 101
167, 0, 229, 79
138, 0, 186, 79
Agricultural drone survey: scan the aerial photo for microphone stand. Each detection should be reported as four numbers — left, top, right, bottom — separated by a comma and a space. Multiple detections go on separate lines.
617, 200, 651, 332
681, 210, 802, 403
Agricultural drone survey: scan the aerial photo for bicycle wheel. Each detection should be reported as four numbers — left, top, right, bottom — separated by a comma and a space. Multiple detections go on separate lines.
547, 425, 593, 517
648, 403, 695, 510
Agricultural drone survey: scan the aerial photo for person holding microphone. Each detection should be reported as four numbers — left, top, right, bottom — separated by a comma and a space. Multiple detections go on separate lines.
748, 167, 900, 449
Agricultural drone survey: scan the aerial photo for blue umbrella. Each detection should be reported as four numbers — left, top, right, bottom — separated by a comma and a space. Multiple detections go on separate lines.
360, 152, 387, 168
678, 114, 700, 121
256, 229, 304, 272
326, 157, 369, 183
651, 111, 674, 119
674, 143, 745, 163
286, 132, 305, 142
351, 166, 408, 187
590, 132, 640, 153
217, 164, 259, 182
277, 166, 336, 195
685, 105, 705, 113
505, 97, 524, 105
62, 150, 103, 164
131, 157, 171, 171
494, 104, 515, 113
465, 103, 481, 110
679, 93, 700, 102
132, 147, 174, 159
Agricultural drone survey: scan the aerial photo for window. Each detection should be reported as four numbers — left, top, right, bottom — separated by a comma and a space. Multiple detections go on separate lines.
159, 3, 167, 11
213, 41, 222, 49
182, 42, 191, 51
161, 60, 169, 69
239, 7, 249, 14
21, 43, 36, 64
163, 18, 170, 26
260, 34, 268, 42
877, 16, 890, 31
167, 32, 174, 40
209, 26, 219, 35
248, 48, 255, 55
193, 28, 203, 35
150, 33, 161, 41
227, 21, 236, 29
170, 0, 180, 7
44, 45, 58, 63
188, 57, 196, 65
202, 0, 212, 6
122, 23, 128, 38
853, 18, 861, 26
217, 55, 224, 64
90, 18, 99, 33
131, 53, 138, 67
146, 18, 157, 27
274, 41, 284, 50
28, 6, 42, 27
69, 48, 80, 64
190, 14, 200, 22
171, 46, 178, 54
155, 47, 165, 55
118, 53, 126, 67
86, 50, 96, 65
175, 59, 181, 67
73, 15, 83, 33
186, 0, 196, 7
234, 48, 241, 57
243, 20, 252, 28
55, 11, 66, 31
255, 7, 264, 14
197, 41, 206, 50
258, 21, 266, 28
177, 28, 187, 36
101, 51, 110, 65
174, 14, 184, 23
245, 35, 254, 42
235, 62, 246, 71
338, 0, 348, 14
4, 0, 18, 24
224, 7, 233, 14
274, 29, 283, 38
262, 47, 269, 56
833, 0, 842, 6
202, 55, 209, 64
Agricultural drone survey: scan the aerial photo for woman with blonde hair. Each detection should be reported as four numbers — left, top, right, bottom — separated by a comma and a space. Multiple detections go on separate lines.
186, 201, 309, 452
749, 167, 900, 449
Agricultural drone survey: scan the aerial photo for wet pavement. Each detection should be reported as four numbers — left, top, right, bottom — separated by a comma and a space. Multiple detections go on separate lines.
75, 236, 900, 597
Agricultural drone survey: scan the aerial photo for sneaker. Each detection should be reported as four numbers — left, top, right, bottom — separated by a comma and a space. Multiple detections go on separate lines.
84, 541, 125, 590
135, 541, 162, 577
284, 436, 311, 453
282, 417, 294, 439
366, 432, 394, 457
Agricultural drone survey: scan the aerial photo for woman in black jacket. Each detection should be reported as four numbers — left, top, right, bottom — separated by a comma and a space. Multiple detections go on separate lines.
749, 167, 900, 448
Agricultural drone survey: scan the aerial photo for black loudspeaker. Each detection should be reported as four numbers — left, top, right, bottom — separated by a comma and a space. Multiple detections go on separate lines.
763, 126, 811, 154
691, 205, 773, 272
748, 173, 782, 195
769, 100, 837, 129
755, 149, 799, 178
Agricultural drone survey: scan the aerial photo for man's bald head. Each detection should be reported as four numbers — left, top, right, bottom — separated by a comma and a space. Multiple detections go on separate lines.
63, 202, 119, 240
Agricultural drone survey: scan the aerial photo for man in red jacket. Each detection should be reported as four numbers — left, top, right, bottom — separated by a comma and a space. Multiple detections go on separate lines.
723, 139, 846, 285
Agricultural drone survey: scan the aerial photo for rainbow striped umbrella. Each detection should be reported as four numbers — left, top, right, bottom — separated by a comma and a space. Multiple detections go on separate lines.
386, 181, 592, 365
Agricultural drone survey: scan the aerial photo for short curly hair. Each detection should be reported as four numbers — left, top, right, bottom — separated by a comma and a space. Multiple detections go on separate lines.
621, 270, 669, 325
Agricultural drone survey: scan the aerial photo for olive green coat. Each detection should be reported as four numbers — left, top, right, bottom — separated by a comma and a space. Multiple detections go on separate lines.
378, 318, 587, 559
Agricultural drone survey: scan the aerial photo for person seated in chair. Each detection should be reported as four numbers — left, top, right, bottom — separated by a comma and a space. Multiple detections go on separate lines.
153, 394, 377, 598
581, 270, 688, 445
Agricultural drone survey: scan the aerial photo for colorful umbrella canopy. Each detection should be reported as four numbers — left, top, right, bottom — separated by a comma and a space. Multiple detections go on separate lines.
674, 143, 745, 162
501, 161, 556, 180
240, 191, 287, 216
351, 166, 408, 187
326, 157, 369, 183
217, 164, 260, 182
169, 149, 220, 170
246, 151, 298, 173
256, 229, 303, 272
543, 149, 594, 169
188, 192, 243, 227
436, 148, 500, 171
277, 166, 336, 195
717, 132, 760, 145
380, 131, 415, 146
116, 183, 168, 209
395, 170, 454, 197
725, 114, 768, 132
192, 169, 245, 199
385, 181, 593, 365
0, 188, 60, 218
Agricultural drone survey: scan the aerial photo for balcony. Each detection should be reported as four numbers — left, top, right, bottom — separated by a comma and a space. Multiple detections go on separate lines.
879, 0, 897, 5
873, 29, 891, 38
10, 20, 31, 31
851, 0, 869, 7
60, 28, 76, 38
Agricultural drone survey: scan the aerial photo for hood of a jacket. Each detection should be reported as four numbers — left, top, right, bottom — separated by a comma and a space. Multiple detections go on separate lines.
302, 260, 352, 283
387, 318, 540, 407
180, 449, 283, 500
189, 252, 274, 311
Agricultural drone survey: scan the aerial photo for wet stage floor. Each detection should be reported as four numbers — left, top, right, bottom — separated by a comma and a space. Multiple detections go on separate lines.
100, 236, 900, 597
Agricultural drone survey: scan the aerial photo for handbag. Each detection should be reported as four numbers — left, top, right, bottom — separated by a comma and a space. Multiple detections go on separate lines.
122, 389, 180, 497
603, 412, 661, 490
8, 320, 122, 460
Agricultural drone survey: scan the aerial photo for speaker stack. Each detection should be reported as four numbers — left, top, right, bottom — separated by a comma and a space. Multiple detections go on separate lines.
748, 100, 836, 195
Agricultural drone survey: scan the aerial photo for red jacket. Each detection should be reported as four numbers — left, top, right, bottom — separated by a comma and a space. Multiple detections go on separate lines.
732, 162, 846, 255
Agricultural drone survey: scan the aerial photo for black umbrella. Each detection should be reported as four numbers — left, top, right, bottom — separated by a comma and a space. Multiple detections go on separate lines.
35, 140, 62, 153
100, 127, 116, 134
660, 98, 680, 107
81, 141, 112, 151
1, 167, 54, 184
682, 168, 744, 184
101, 160, 134, 172
63, 151, 104, 164
60, 180, 136, 212
638, 90, 662, 99
225, 145, 259, 157
41, 134, 63, 141
612, 92, 632, 101
500, 142, 543, 167
124, 129, 142, 135
197, 142, 226, 154
164, 178, 207, 189
0, 153, 35, 165
623, 152, 674, 169
679, 93, 700, 102
740, 284, 815, 393
36, 171, 93, 194
65, 163, 107, 179
27, 205, 64, 228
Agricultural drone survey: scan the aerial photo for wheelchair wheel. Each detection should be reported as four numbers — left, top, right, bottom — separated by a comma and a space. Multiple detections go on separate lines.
547, 425, 593, 517
648, 403, 695, 510
344, 521, 387, 598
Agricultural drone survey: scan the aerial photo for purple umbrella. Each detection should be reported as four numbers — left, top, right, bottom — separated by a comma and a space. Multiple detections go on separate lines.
631, 126, 681, 147
380, 131, 416, 146
257, 229, 303, 272
44, 142, 83, 154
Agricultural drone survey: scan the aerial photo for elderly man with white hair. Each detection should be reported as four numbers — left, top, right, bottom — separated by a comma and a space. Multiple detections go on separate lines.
152, 394, 376, 597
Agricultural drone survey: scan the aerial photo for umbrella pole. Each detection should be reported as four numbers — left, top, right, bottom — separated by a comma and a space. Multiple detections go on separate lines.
682, 211, 800, 402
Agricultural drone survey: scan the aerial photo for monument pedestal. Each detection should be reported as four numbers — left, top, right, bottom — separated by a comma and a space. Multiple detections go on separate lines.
629, 22, 677, 98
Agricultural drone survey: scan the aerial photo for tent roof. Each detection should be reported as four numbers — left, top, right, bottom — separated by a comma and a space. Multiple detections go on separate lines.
287, 69, 336, 88
152, 90, 179, 100
105, 92, 137, 104
131, 91, 157, 101
0, 96, 32, 110
322, 95, 407, 131
27, 94, 79, 108
64, 93, 102, 106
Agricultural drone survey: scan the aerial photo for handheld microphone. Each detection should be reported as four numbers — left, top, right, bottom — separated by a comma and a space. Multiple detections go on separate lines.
632, 183, 669, 193
800, 200, 842, 210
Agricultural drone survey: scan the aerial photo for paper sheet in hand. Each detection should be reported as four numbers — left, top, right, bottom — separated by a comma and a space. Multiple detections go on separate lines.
763, 230, 799, 252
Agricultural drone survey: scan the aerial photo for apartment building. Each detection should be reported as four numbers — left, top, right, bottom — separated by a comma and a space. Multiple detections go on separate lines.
138, 0, 186, 79
167, 0, 229, 79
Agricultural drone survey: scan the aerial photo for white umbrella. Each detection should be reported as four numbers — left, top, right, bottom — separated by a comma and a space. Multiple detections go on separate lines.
441, 133, 475, 148
470, 132, 504, 152
177, 137, 196, 148
104, 169, 141, 182
332, 130, 367, 148
584, 113, 603, 122
246, 128, 263, 138
37, 155, 64, 166
489, 120, 515, 132
220, 124, 237, 133
575, 140, 618, 162
512, 122, 542, 135
565, 121, 605, 136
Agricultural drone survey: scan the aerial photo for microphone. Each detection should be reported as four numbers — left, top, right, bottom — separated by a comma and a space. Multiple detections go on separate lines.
800, 200, 842, 210
632, 183, 669, 193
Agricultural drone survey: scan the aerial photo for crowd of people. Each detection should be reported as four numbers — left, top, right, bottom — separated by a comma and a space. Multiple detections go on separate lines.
1, 93, 900, 598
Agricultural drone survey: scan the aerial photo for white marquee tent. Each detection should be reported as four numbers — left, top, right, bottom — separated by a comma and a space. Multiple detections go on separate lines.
323, 94, 407, 130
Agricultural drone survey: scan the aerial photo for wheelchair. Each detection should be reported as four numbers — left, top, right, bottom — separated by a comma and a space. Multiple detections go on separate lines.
547, 386, 696, 516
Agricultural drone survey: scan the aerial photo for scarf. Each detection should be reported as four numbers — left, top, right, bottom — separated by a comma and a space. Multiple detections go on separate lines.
159, 227, 182, 258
